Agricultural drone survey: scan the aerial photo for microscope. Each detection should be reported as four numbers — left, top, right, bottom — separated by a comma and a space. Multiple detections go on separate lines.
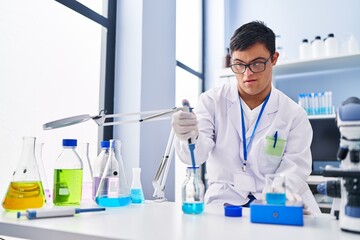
319, 97, 360, 233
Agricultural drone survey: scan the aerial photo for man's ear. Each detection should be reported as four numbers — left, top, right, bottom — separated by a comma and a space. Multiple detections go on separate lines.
272, 51, 280, 65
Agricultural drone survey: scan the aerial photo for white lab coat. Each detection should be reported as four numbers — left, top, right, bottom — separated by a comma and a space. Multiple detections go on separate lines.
174, 82, 321, 214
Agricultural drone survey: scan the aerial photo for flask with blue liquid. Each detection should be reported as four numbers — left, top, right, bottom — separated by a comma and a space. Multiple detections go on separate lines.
94, 139, 131, 207
182, 166, 205, 214
265, 174, 286, 205
130, 168, 145, 204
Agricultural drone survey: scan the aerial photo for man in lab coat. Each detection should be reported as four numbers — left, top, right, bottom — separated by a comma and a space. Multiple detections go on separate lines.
172, 20, 321, 214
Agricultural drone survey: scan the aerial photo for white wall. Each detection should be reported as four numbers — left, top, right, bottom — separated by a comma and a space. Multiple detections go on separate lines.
226, 0, 360, 61
0, 1, 102, 201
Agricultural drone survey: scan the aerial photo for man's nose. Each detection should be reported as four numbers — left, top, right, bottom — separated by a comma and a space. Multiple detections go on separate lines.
244, 66, 253, 76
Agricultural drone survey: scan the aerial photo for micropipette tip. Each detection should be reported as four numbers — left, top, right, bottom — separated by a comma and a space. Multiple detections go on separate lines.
17, 211, 26, 219
189, 143, 196, 169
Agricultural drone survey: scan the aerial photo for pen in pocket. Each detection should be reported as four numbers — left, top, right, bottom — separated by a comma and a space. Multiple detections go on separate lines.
273, 131, 278, 148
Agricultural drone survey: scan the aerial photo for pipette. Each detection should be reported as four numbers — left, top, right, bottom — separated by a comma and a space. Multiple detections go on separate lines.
181, 99, 196, 169
17, 207, 106, 220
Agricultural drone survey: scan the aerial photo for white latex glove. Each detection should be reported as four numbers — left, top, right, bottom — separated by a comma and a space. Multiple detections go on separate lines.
172, 110, 198, 142
286, 189, 312, 215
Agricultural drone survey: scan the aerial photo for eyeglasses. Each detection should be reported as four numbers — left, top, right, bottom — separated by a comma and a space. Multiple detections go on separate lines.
230, 55, 272, 74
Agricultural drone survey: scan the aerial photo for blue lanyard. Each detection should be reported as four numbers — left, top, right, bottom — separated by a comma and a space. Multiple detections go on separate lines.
240, 92, 270, 171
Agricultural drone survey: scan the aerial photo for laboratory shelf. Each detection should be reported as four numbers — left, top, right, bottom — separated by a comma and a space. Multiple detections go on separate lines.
274, 53, 360, 76
217, 53, 360, 78
308, 114, 336, 120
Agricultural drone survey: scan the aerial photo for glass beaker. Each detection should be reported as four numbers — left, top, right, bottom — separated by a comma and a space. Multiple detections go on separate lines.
78, 142, 93, 200
182, 166, 205, 214
265, 174, 286, 205
35, 142, 51, 204
95, 139, 131, 207
2, 137, 45, 211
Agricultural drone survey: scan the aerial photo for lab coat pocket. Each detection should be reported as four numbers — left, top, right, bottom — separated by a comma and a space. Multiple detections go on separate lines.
258, 137, 286, 174
264, 135, 286, 157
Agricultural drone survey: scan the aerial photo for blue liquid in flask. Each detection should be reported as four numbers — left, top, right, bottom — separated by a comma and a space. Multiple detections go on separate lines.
182, 202, 204, 214
131, 189, 144, 204
95, 196, 131, 207
266, 192, 286, 205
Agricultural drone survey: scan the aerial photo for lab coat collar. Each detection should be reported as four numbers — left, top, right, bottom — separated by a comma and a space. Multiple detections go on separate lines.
228, 84, 279, 140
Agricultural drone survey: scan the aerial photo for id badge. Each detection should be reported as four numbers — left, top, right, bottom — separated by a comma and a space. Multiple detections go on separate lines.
234, 172, 256, 193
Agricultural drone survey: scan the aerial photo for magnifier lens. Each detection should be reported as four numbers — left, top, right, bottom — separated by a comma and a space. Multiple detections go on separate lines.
43, 114, 91, 130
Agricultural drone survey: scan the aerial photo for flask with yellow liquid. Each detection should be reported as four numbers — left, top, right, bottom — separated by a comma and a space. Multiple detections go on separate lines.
2, 137, 45, 211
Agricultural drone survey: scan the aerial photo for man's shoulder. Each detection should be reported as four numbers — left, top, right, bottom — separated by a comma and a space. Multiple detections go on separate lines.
274, 88, 308, 118
201, 82, 237, 102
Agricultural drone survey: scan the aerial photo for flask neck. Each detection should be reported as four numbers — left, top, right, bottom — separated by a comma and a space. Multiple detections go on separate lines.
131, 168, 142, 188
13, 136, 40, 182
186, 167, 200, 178
21, 137, 36, 159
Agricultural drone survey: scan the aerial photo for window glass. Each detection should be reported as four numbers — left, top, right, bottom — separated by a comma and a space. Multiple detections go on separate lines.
175, 0, 203, 202
0, 1, 102, 197
176, 0, 202, 72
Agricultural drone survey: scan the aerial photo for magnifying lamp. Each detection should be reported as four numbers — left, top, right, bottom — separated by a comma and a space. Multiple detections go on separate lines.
43, 108, 179, 130
43, 106, 184, 201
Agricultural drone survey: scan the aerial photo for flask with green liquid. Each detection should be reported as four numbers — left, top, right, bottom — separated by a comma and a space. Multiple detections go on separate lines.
2, 137, 45, 211
53, 139, 83, 206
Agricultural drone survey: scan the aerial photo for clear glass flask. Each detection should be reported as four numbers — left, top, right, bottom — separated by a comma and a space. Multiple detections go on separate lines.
265, 174, 286, 205
95, 139, 131, 207
130, 167, 145, 204
92, 141, 110, 200
78, 142, 93, 201
53, 139, 83, 206
35, 142, 51, 204
2, 137, 45, 211
182, 166, 205, 214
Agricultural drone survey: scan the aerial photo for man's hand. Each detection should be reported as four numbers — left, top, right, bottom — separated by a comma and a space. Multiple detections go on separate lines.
172, 110, 198, 141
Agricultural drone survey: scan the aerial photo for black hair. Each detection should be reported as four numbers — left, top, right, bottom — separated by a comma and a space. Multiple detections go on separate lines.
229, 20, 276, 56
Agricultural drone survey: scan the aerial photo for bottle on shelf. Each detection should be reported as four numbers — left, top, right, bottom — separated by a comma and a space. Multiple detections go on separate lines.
53, 139, 83, 206
347, 34, 359, 54
311, 36, 325, 59
299, 39, 312, 60
182, 166, 205, 215
324, 33, 338, 57
224, 48, 231, 68
130, 167, 145, 204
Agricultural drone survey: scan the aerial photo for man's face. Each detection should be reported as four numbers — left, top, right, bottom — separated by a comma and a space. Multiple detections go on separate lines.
231, 43, 279, 99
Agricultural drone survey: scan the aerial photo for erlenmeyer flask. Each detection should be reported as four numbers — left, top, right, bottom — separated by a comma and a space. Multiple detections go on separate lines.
35, 142, 51, 204
2, 137, 45, 211
95, 139, 130, 207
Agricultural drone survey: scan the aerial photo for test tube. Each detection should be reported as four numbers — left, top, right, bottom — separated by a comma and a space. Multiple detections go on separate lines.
314, 92, 319, 115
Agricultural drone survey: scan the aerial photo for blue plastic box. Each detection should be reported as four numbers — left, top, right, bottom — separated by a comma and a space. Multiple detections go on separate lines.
250, 200, 304, 226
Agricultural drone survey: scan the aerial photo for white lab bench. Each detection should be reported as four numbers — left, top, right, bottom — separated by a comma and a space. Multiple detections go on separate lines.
0, 201, 359, 240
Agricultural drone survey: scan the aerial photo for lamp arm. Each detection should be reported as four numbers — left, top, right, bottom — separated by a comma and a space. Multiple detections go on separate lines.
152, 129, 175, 201
104, 108, 177, 119
102, 116, 170, 126
97, 107, 181, 126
